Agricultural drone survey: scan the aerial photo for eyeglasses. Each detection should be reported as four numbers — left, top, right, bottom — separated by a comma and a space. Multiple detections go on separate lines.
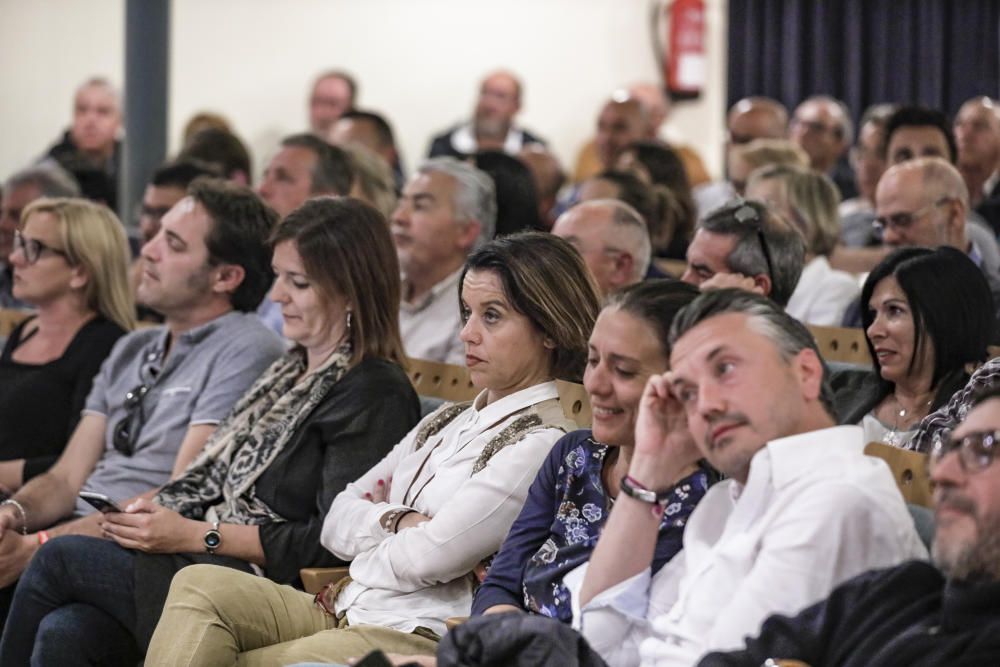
733, 202, 775, 285
931, 429, 1000, 473
13, 232, 69, 265
112, 383, 150, 456
873, 197, 951, 236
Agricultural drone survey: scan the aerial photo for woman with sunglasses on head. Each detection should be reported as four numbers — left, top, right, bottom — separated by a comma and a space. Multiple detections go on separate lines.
0, 197, 422, 666
142, 232, 602, 666
836, 247, 993, 449
0, 198, 134, 496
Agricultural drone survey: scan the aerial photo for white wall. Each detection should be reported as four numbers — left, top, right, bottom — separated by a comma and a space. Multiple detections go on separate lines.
0, 0, 728, 185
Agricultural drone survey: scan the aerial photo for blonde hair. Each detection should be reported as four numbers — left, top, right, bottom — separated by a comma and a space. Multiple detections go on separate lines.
342, 144, 398, 219
736, 138, 810, 172
747, 163, 841, 257
20, 198, 136, 331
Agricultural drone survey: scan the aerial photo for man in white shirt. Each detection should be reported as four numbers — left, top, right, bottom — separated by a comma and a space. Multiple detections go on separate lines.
569, 288, 926, 667
393, 158, 496, 364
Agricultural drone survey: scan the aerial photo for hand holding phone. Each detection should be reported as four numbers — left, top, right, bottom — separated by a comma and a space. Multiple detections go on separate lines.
79, 491, 123, 514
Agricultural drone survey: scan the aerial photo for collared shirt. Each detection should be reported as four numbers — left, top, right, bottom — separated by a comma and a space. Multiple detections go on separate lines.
78, 311, 284, 515
450, 123, 533, 155
785, 256, 860, 327
322, 381, 571, 637
399, 268, 465, 365
565, 425, 928, 667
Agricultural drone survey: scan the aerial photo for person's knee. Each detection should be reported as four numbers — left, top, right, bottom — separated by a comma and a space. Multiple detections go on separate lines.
33, 608, 83, 661
167, 564, 239, 611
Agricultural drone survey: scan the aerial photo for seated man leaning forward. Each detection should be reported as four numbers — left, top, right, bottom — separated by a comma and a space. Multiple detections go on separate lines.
143, 232, 603, 666
700, 385, 1000, 666
0, 178, 285, 617
568, 289, 926, 667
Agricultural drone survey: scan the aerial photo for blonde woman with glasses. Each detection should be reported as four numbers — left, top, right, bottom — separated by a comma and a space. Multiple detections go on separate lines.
0, 197, 134, 496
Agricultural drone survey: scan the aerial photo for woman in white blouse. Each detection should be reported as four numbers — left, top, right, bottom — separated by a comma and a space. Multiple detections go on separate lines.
145, 231, 602, 666
746, 164, 860, 326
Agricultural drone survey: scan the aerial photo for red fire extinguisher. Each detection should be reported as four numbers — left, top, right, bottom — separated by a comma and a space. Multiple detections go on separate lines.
663, 0, 706, 100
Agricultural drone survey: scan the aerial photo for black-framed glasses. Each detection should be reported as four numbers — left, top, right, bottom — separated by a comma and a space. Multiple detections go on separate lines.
112, 383, 150, 456
873, 197, 952, 236
931, 429, 1000, 473
13, 232, 69, 265
733, 202, 774, 284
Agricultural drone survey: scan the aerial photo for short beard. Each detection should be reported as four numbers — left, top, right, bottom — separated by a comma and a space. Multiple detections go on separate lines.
933, 514, 1000, 582
474, 115, 508, 141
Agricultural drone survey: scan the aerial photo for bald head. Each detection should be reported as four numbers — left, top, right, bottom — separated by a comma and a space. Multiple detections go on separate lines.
627, 83, 671, 137
728, 97, 789, 144
595, 97, 647, 169
552, 199, 651, 294
474, 70, 523, 141
955, 96, 1000, 175
71, 77, 121, 158
790, 96, 853, 173
875, 157, 968, 250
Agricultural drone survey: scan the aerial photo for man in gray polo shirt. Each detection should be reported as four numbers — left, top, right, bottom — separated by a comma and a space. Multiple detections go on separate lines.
0, 178, 284, 601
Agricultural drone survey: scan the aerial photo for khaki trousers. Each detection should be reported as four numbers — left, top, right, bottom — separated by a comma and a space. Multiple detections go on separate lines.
144, 564, 439, 667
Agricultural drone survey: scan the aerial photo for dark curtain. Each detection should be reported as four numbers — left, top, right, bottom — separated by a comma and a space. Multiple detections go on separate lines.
727, 0, 1000, 122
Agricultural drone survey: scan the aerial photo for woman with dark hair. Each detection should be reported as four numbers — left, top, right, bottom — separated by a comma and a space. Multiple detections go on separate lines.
473, 279, 712, 621
474, 150, 543, 236
837, 246, 993, 449
615, 140, 698, 258
0, 198, 422, 665
144, 232, 603, 666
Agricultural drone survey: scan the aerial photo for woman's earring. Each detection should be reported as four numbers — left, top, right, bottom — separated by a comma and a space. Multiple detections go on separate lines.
346, 311, 353, 337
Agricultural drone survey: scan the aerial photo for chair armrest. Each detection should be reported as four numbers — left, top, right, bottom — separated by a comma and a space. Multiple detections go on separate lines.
300, 566, 350, 595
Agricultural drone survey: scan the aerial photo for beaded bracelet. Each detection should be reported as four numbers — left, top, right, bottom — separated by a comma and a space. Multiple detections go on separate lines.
1, 499, 28, 535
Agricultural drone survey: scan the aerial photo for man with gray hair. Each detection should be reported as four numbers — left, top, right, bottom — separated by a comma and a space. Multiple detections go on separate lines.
568, 289, 925, 667
680, 200, 806, 307
551, 199, 651, 296
790, 95, 856, 199
0, 163, 81, 307
393, 157, 496, 364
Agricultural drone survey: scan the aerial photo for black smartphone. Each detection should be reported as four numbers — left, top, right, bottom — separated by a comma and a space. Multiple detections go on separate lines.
79, 491, 124, 513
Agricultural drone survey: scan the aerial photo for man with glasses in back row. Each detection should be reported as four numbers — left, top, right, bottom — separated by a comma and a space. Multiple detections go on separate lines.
700, 385, 1000, 666
679, 199, 806, 308
0, 178, 284, 624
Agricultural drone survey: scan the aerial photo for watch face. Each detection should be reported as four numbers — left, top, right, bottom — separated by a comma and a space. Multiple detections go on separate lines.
205, 530, 221, 548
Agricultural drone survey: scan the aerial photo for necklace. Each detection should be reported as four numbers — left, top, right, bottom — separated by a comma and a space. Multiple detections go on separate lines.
881, 393, 933, 446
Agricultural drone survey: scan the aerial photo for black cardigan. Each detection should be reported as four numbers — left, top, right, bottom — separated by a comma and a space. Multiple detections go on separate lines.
133, 356, 421, 646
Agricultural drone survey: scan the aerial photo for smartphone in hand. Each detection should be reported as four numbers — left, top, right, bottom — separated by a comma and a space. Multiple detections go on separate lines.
79, 491, 124, 514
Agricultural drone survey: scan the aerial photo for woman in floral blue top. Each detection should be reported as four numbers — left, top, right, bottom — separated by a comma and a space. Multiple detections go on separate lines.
473, 279, 713, 622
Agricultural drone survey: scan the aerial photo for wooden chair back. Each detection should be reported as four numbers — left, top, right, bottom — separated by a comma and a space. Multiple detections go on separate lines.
406, 358, 478, 403
808, 325, 872, 366
0, 308, 31, 338
864, 441, 932, 508
557, 380, 592, 428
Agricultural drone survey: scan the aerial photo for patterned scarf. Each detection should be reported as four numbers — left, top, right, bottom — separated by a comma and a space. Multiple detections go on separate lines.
156, 344, 353, 525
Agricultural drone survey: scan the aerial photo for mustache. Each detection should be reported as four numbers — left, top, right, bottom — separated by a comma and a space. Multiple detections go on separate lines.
935, 487, 977, 517
704, 412, 750, 447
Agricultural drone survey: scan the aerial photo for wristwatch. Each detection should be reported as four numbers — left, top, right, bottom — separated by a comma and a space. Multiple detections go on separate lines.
203, 521, 222, 554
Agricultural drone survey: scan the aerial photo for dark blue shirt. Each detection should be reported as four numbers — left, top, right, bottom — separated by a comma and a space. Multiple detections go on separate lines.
473, 429, 710, 622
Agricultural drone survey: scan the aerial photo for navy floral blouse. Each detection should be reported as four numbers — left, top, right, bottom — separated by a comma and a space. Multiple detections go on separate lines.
472, 429, 711, 622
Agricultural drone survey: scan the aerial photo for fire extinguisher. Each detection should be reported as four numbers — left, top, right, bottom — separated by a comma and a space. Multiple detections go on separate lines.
660, 0, 706, 100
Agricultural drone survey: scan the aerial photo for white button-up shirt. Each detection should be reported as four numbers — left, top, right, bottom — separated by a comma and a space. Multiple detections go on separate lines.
322, 382, 568, 637
399, 268, 465, 365
785, 256, 860, 327
566, 425, 928, 667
